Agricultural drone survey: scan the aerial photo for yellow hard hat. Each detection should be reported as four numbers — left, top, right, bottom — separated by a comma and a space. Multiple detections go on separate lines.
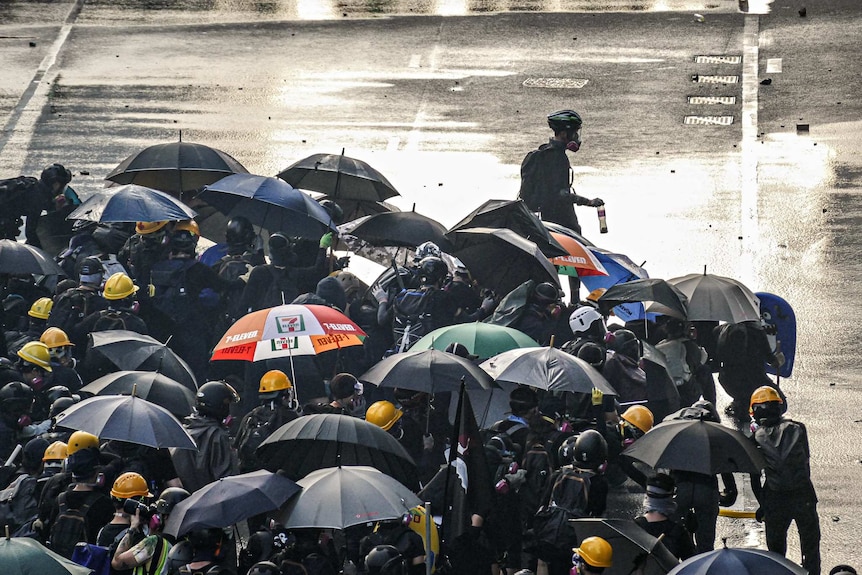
66, 431, 99, 455
750, 385, 783, 410
174, 220, 200, 236
365, 401, 403, 432
259, 370, 291, 395
28, 297, 54, 320
43, 441, 68, 461
574, 536, 613, 568
621, 405, 654, 434
17, 341, 53, 371
103, 272, 139, 301
110, 472, 152, 499
40, 327, 74, 349
136, 221, 169, 235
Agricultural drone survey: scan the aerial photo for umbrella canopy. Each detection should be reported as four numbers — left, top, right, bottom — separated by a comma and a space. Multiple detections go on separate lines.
621, 418, 765, 475
0, 240, 66, 276
277, 152, 400, 203
542, 221, 594, 247
68, 185, 197, 223
164, 470, 301, 537
0, 535, 92, 575
196, 174, 338, 240
277, 466, 421, 530
667, 547, 807, 575
257, 414, 419, 490
571, 518, 680, 575
344, 211, 453, 252
448, 199, 567, 257
410, 323, 540, 361
358, 349, 495, 394
53, 395, 196, 450
668, 272, 761, 323
449, 227, 560, 296
80, 370, 196, 417
580, 248, 651, 322
598, 278, 689, 320
323, 197, 400, 221
88, 330, 197, 391
480, 347, 617, 395
105, 141, 249, 196
640, 342, 681, 422
549, 231, 608, 277
211, 304, 366, 362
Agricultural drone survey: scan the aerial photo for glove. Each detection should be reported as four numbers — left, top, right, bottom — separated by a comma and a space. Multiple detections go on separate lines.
588, 198, 605, 207
319, 232, 333, 249
371, 285, 388, 304
719, 490, 738, 507
504, 468, 528, 490
480, 296, 497, 313
591, 388, 604, 406
755, 507, 764, 522
422, 434, 434, 451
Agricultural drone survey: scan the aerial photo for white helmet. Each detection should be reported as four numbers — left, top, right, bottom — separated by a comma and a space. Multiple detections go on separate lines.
569, 306, 606, 337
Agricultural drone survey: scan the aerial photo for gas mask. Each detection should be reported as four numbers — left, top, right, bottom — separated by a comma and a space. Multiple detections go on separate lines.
565, 129, 582, 152
570, 554, 586, 575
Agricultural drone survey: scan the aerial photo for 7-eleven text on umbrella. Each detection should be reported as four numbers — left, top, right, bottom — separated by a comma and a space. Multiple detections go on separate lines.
277, 316, 306, 333
224, 330, 259, 343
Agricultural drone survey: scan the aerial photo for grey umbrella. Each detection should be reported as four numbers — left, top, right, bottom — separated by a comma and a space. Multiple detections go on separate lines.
80, 370, 196, 417
277, 151, 400, 203
68, 185, 197, 223
277, 466, 421, 530
0, 240, 66, 276
571, 518, 680, 575
480, 347, 617, 395
668, 272, 760, 323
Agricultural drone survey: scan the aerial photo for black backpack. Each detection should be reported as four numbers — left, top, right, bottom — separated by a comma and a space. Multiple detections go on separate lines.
755, 419, 811, 492
150, 259, 197, 321
716, 323, 749, 366
235, 407, 283, 472
262, 266, 300, 308
391, 287, 436, 351
520, 440, 556, 517
0, 473, 38, 533
49, 491, 101, 559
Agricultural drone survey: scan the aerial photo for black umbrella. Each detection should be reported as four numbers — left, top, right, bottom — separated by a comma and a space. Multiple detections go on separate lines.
277, 151, 400, 203
322, 197, 400, 221
105, 140, 249, 197
53, 395, 196, 450
359, 349, 495, 394
448, 199, 567, 257
277, 466, 421, 530
480, 347, 617, 395
196, 173, 338, 240
621, 418, 765, 475
641, 342, 681, 422
542, 221, 595, 247
344, 211, 453, 252
67, 185, 197, 223
256, 413, 419, 490
87, 330, 197, 391
164, 470, 301, 537
598, 278, 689, 320
668, 272, 760, 323
667, 546, 806, 575
571, 518, 680, 575
80, 370, 196, 417
449, 227, 560, 296
0, 240, 65, 276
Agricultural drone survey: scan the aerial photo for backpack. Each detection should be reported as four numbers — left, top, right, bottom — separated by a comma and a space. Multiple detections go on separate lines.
92, 310, 131, 332
262, 266, 300, 308
391, 287, 436, 352
99, 254, 128, 280
235, 406, 281, 472
755, 419, 811, 492
520, 440, 556, 518
150, 259, 197, 322
49, 491, 100, 559
716, 323, 749, 367
216, 254, 254, 283
482, 280, 534, 328
0, 473, 38, 532
517, 149, 543, 211
71, 543, 112, 575
0, 176, 39, 208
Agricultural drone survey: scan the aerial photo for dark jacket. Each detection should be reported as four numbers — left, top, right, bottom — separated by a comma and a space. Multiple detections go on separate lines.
170, 414, 238, 493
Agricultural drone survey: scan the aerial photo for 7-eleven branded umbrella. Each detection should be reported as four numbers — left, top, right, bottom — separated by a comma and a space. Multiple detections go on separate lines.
549, 232, 608, 277
212, 304, 366, 362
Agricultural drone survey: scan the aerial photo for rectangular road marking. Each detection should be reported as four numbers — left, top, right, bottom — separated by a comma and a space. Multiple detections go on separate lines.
766, 58, 782, 73
693, 75, 740, 84
523, 77, 589, 89
684, 115, 735, 125
688, 96, 737, 104
695, 55, 742, 64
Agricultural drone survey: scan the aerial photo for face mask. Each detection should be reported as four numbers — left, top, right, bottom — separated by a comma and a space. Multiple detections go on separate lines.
29, 375, 45, 392
566, 130, 582, 152
348, 395, 366, 416
570, 555, 586, 575
17, 414, 31, 429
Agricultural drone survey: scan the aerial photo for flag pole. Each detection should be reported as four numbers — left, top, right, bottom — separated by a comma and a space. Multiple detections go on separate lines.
440, 377, 466, 553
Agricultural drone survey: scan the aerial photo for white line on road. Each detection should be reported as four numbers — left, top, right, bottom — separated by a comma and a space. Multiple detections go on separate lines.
739, 15, 761, 320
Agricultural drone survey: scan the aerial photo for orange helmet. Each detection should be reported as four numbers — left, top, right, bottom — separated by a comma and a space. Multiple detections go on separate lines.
40, 327, 74, 349
136, 221, 169, 235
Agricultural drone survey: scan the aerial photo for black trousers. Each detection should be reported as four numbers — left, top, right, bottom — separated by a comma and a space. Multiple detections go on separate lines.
764, 488, 821, 575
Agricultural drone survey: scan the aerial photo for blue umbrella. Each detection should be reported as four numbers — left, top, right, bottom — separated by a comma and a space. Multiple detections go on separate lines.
198, 173, 338, 239
667, 546, 806, 575
67, 184, 196, 223
580, 248, 651, 322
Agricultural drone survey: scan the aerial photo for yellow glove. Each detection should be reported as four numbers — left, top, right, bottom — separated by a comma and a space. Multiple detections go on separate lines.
591, 388, 604, 406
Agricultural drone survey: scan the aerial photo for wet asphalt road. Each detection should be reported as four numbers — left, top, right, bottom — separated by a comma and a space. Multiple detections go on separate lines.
2, 0, 862, 569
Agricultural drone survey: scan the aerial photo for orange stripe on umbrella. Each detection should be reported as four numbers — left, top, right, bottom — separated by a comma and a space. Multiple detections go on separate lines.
549, 232, 609, 277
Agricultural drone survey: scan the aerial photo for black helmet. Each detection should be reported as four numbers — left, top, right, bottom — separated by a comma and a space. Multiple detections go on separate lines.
365, 545, 406, 575
533, 282, 559, 304
486, 435, 516, 458
40, 163, 72, 187
610, 329, 641, 360
547, 110, 582, 133
318, 199, 344, 225
155, 487, 191, 515
572, 429, 608, 470
49, 396, 77, 419
195, 380, 240, 419
78, 256, 104, 284
45, 385, 73, 405
0, 381, 34, 413
330, 373, 359, 400
418, 256, 448, 285
576, 342, 606, 370
170, 231, 197, 254
225, 216, 255, 249
508, 386, 538, 415
268, 232, 293, 267
248, 562, 280, 575
166, 540, 194, 574
558, 435, 579, 466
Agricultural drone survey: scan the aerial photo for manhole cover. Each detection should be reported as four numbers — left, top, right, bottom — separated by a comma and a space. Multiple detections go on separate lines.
684, 115, 735, 125
692, 75, 740, 84
694, 55, 742, 64
523, 77, 589, 89
688, 96, 737, 104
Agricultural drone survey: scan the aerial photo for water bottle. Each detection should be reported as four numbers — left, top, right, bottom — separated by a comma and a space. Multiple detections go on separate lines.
597, 204, 608, 234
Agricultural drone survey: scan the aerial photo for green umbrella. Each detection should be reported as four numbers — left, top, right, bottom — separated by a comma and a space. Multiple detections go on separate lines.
410, 322, 539, 360
0, 535, 92, 575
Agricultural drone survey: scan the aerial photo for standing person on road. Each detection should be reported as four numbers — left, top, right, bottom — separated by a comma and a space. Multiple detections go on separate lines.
749, 386, 821, 575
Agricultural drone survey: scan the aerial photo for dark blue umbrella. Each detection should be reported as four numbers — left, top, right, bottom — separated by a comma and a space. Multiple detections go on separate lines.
667, 546, 806, 575
581, 247, 652, 322
164, 470, 301, 537
198, 173, 338, 239
67, 184, 196, 223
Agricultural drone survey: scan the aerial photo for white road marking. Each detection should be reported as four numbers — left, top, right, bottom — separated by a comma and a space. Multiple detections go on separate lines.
766, 58, 782, 73
408, 54, 421, 68
739, 16, 760, 309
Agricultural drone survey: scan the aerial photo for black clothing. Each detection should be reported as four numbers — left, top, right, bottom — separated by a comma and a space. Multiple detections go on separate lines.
118, 234, 170, 284
510, 303, 555, 346
634, 516, 695, 560
518, 139, 586, 234
239, 250, 327, 314
78, 308, 149, 336
170, 415, 238, 493
48, 288, 108, 349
